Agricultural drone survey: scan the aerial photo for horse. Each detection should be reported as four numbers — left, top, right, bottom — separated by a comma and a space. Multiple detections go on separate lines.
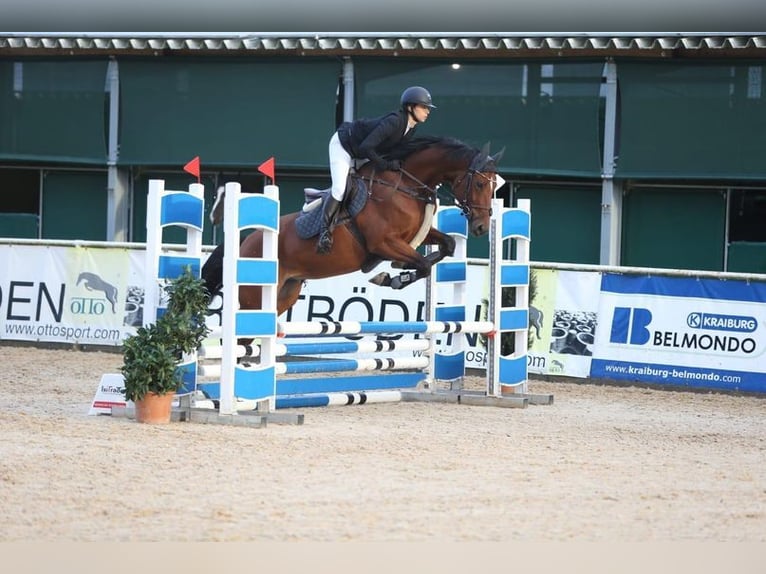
201, 135, 504, 317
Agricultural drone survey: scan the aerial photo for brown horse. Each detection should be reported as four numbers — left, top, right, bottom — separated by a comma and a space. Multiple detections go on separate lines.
202, 135, 504, 316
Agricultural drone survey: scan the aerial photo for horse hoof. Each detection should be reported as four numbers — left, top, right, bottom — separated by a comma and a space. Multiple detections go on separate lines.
390, 272, 416, 290
369, 272, 392, 287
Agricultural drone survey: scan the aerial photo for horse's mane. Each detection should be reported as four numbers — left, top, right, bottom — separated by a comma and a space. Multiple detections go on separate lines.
387, 135, 479, 163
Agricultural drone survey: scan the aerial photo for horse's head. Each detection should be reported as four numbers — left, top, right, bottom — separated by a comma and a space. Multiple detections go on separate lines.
451, 142, 505, 236
209, 185, 225, 226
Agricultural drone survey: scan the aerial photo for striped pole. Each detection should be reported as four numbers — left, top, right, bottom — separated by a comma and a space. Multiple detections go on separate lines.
201, 355, 429, 379
277, 320, 495, 337
276, 390, 403, 409
198, 338, 430, 361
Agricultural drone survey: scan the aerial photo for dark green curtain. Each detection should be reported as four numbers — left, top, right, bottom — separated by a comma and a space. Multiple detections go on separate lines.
621, 187, 726, 271
354, 59, 604, 177
0, 60, 108, 163
0, 213, 38, 238
617, 61, 766, 179
514, 184, 602, 264
727, 242, 766, 273
119, 58, 340, 168
41, 171, 108, 240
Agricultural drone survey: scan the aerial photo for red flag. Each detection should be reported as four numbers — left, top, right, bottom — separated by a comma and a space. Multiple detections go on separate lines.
258, 156, 275, 183
183, 156, 201, 182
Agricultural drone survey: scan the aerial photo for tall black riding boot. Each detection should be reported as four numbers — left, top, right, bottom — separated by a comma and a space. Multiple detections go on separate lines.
316, 195, 341, 254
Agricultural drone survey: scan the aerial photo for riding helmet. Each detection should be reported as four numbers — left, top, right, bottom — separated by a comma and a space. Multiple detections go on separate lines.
400, 86, 437, 109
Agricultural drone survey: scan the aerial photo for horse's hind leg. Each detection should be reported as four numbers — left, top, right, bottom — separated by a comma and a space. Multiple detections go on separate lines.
277, 278, 305, 316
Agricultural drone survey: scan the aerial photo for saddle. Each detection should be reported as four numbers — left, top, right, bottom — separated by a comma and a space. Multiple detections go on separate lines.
295, 167, 437, 275
294, 176, 369, 240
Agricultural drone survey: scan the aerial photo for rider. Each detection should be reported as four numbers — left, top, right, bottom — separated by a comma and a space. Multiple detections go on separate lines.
316, 85, 437, 254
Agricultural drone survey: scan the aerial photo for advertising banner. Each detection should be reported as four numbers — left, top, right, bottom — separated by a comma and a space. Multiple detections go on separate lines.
590, 273, 766, 392
4, 242, 764, 394
527, 268, 601, 378
0, 244, 145, 346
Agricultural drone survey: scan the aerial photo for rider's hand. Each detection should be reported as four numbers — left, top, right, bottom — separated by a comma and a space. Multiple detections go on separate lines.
386, 160, 402, 171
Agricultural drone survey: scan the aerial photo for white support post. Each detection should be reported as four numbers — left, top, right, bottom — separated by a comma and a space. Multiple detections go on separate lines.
259, 184, 280, 413
487, 197, 504, 397
143, 179, 164, 326
219, 182, 242, 416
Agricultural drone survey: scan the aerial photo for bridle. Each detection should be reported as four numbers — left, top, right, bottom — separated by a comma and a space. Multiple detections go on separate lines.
356, 150, 496, 219
449, 152, 496, 217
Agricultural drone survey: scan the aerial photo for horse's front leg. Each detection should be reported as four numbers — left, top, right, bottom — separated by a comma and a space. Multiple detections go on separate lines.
368, 230, 455, 290
389, 228, 456, 270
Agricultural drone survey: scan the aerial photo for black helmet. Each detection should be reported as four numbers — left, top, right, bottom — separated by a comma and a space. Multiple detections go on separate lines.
400, 86, 436, 109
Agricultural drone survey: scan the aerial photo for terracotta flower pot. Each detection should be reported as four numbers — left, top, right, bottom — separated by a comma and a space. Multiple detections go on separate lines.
134, 391, 175, 424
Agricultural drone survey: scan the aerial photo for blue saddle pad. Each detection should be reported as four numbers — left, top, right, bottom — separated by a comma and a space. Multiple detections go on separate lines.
295, 179, 368, 240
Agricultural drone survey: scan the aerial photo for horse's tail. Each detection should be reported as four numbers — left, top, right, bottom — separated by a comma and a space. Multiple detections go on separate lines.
201, 242, 225, 301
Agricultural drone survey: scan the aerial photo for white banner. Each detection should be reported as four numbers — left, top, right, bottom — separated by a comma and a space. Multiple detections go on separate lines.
0, 244, 145, 346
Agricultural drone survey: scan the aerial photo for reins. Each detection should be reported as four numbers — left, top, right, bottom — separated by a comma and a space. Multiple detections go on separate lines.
354, 170, 439, 205
352, 148, 497, 218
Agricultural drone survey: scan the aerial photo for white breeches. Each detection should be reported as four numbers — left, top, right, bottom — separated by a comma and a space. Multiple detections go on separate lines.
329, 132, 353, 201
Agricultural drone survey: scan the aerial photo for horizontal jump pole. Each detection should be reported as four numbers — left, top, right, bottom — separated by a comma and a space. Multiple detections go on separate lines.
281, 339, 431, 355
198, 342, 258, 360
197, 338, 431, 360
278, 320, 496, 337
276, 390, 403, 409
276, 356, 430, 375
198, 355, 430, 379
199, 372, 424, 401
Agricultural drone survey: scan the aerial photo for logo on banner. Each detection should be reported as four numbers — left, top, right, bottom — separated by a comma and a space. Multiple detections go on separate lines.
609, 306, 757, 355
609, 307, 652, 345
686, 312, 757, 333
73, 272, 119, 316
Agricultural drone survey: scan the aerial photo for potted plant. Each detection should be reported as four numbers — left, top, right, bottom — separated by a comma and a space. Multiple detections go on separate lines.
121, 266, 211, 424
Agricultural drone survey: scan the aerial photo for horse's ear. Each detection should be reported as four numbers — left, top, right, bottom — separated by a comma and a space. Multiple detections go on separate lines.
480, 141, 491, 158
491, 146, 506, 164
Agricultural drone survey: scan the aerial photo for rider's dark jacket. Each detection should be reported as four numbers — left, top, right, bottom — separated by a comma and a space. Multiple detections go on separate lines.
336, 110, 417, 171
